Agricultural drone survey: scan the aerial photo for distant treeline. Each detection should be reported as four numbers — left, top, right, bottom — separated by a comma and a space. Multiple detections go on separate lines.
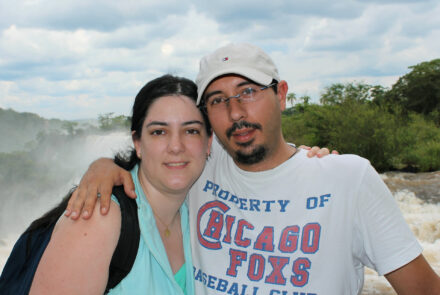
282, 58, 440, 172
0, 110, 130, 192
0, 108, 130, 152
0, 108, 66, 153
0, 111, 132, 211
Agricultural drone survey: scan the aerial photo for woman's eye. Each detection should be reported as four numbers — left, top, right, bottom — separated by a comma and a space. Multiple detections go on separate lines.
186, 129, 200, 135
151, 130, 165, 135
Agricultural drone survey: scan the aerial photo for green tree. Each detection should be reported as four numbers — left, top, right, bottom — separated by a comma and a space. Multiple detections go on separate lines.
384, 59, 440, 124
98, 113, 130, 131
320, 82, 386, 105
394, 114, 440, 171
287, 93, 310, 105
284, 93, 311, 116
62, 121, 79, 135
282, 79, 440, 172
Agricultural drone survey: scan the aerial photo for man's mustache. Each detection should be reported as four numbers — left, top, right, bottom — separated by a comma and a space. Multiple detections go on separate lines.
226, 121, 262, 139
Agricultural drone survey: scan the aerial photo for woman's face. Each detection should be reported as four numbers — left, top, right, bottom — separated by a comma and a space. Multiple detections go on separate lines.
133, 95, 212, 195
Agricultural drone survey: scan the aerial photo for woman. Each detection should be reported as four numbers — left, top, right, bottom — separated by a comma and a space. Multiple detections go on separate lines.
29, 75, 212, 294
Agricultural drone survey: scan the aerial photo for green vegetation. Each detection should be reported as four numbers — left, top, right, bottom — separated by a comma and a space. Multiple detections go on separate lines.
0, 109, 131, 194
98, 113, 130, 131
0, 108, 130, 152
0, 111, 131, 228
282, 58, 440, 172
0, 108, 66, 153
381, 59, 440, 124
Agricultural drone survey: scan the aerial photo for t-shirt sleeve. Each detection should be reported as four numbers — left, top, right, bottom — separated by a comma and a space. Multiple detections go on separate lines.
355, 164, 422, 275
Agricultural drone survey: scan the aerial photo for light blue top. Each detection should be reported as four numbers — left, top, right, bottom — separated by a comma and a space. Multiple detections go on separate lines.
108, 164, 194, 295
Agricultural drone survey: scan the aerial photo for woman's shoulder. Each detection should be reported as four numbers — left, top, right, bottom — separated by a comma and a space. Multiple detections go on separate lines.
30, 199, 122, 294
54, 198, 121, 237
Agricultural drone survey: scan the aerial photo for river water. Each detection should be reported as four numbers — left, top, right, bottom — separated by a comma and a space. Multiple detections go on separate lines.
361, 171, 440, 295
0, 133, 439, 294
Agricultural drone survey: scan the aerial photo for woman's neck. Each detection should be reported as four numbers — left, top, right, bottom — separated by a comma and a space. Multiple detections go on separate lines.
137, 168, 187, 225
137, 166, 186, 273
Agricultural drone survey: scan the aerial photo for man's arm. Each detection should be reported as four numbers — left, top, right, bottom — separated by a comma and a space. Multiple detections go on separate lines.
66, 147, 336, 220
385, 254, 440, 294
65, 158, 135, 220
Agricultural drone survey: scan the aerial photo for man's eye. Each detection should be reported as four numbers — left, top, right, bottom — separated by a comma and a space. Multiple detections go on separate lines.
242, 87, 257, 96
210, 97, 225, 105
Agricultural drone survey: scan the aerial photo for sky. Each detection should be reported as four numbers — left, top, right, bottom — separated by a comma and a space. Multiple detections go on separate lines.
0, 0, 439, 120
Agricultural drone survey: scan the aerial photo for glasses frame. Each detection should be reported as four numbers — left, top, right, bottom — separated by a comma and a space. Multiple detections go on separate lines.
202, 82, 278, 113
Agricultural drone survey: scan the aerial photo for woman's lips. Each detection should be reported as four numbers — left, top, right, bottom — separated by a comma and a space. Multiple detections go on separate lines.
164, 161, 189, 169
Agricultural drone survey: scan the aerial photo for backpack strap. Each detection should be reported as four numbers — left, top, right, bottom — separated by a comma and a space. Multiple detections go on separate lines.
0, 225, 56, 295
104, 185, 140, 293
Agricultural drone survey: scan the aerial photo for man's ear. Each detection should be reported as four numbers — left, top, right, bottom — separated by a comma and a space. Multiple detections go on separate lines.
276, 80, 288, 111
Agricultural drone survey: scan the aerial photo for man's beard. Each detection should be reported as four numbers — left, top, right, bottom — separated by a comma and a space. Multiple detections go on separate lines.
225, 120, 266, 164
226, 120, 267, 165
234, 144, 266, 165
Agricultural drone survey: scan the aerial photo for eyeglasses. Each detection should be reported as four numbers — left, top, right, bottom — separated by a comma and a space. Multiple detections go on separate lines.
203, 82, 278, 113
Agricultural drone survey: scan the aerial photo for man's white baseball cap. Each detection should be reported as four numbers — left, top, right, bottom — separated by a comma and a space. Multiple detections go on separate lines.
196, 43, 280, 105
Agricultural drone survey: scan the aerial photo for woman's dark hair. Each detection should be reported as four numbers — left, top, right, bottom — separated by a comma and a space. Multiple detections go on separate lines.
115, 74, 212, 171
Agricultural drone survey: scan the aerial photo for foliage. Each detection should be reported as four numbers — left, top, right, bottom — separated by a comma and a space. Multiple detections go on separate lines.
287, 93, 310, 105
98, 113, 131, 131
320, 82, 387, 105
62, 121, 80, 135
393, 114, 440, 171
0, 151, 39, 183
283, 79, 440, 172
381, 59, 440, 125
0, 108, 66, 153
285, 93, 311, 116
0, 109, 132, 202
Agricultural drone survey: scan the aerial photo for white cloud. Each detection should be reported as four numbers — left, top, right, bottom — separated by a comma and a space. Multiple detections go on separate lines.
0, 0, 439, 119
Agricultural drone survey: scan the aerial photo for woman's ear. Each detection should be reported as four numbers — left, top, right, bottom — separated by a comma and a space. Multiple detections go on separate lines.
132, 131, 141, 159
206, 134, 213, 158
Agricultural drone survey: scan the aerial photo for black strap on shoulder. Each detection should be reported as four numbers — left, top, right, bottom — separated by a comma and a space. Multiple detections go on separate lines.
105, 186, 140, 293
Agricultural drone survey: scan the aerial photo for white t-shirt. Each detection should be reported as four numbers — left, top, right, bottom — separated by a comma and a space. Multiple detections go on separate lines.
187, 139, 422, 295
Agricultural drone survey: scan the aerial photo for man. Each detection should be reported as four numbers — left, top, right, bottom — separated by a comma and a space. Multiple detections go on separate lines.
68, 43, 440, 294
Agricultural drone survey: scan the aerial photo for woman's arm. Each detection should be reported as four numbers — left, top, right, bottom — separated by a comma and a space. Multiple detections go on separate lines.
30, 199, 121, 295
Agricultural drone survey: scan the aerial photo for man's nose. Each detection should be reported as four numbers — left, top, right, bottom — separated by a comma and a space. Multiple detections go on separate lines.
226, 97, 247, 122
